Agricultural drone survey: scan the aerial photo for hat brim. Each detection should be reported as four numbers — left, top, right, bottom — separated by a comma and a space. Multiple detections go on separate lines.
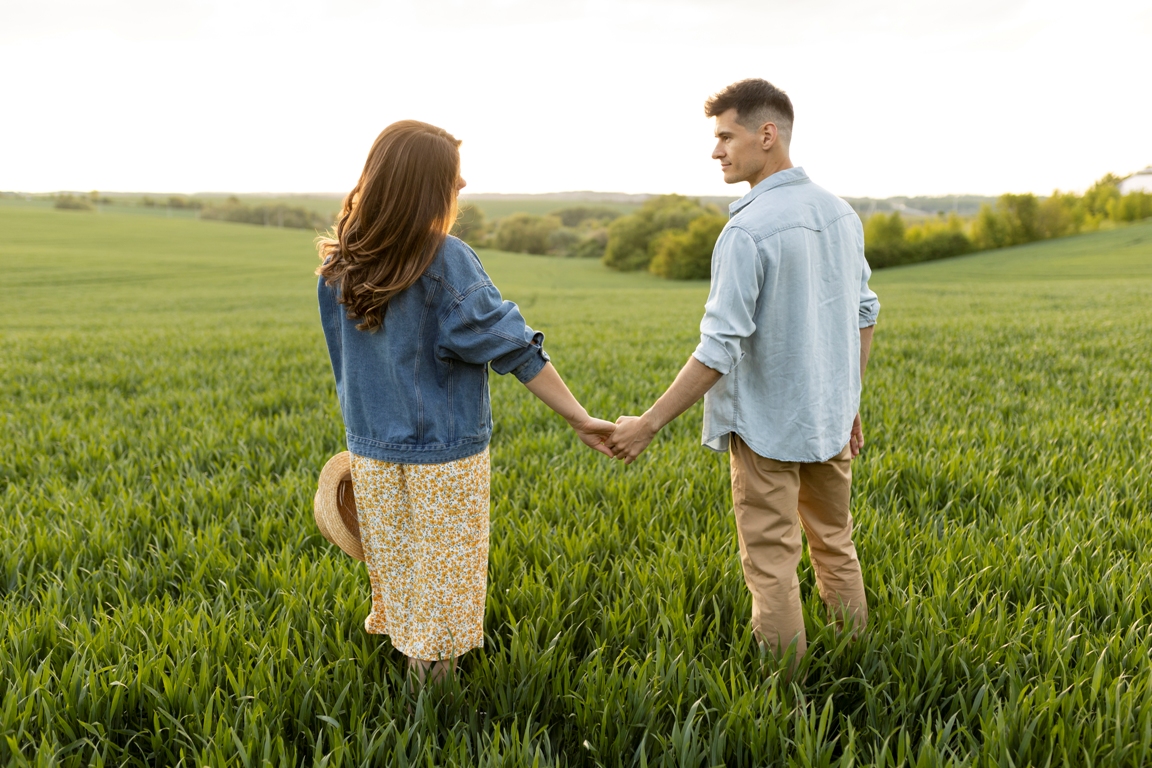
314, 451, 364, 561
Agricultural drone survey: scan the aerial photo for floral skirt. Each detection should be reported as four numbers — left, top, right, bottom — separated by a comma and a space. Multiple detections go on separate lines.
348, 449, 490, 660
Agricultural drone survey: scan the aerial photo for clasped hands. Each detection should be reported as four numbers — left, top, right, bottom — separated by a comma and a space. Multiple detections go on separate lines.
568, 411, 662, 465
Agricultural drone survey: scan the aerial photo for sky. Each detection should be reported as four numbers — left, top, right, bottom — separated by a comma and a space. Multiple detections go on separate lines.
2, 0, 1150, 199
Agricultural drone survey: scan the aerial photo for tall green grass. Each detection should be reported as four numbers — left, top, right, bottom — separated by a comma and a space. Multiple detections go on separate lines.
1, 206, 1150, 766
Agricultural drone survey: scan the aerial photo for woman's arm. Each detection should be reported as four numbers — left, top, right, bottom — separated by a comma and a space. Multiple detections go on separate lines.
523, 362, 616, 456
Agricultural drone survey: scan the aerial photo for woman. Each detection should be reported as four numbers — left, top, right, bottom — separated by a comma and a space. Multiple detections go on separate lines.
316, 120, 614, 685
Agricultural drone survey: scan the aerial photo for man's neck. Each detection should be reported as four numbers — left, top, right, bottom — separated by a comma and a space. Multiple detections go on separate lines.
747, 155, 794, 189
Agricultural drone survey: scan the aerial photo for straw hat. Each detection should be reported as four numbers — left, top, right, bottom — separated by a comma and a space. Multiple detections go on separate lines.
313, 451, 364, 561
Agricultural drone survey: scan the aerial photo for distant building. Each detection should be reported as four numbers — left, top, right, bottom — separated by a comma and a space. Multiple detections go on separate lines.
1119, 167, 1152, 194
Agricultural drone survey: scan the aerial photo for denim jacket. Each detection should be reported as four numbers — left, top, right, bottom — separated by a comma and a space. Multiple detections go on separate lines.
318, 236, 549, 464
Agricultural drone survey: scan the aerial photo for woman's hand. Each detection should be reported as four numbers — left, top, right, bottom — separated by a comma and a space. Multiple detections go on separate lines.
607, 414, 659, 464
571, 416, 617, 457
521, 363, 617, 457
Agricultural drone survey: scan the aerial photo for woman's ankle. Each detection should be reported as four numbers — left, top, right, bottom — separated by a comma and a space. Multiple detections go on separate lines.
406, 656, 456, 686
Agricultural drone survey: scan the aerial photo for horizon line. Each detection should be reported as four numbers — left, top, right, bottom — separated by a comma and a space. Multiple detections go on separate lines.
4, 188, 1004, 201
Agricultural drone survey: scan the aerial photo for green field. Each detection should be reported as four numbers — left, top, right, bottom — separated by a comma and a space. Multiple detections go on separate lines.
1, 205, 1151, 766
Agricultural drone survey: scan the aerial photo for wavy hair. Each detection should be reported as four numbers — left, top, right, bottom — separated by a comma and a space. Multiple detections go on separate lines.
317, 120, 461, 331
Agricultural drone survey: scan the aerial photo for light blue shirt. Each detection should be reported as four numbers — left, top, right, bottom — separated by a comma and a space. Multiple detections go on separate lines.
692, 167, 880, 462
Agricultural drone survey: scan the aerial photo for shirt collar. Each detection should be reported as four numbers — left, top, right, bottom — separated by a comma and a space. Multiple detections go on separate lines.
729, 166, 809, 217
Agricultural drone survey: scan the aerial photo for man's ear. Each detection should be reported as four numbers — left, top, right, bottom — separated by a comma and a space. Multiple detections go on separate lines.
760, 122, 778, 151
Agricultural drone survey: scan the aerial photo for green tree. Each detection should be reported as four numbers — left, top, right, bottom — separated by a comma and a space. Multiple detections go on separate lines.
451, 204, 488, 247
547, 227, 582, 255
969, 193, 1044, 249
1082, 173, 1122, 219
649, 214, 727, 279
863, 211, 905, 247
167, 195, 202, 210
862, 212, 909, 268
995, 193, 1042, 245
568, 229, 609, 259
200, 199, 329, 230
492, 213, 560, 255
1109, 191, 1152, 222
971, 203, 1009, 250
551, 206, 621, 227
1036, 192, 1078, 240
54, 194, 93, 211
603, 195, 715, 271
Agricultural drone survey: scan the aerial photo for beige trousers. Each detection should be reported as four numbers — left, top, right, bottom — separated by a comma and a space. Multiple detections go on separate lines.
729, 433, 867, 661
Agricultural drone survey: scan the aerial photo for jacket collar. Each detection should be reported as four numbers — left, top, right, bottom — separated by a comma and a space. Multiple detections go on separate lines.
729, 166, 809, 217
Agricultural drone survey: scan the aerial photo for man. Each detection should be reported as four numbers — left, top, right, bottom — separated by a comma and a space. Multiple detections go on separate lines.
608, 78, 879, 664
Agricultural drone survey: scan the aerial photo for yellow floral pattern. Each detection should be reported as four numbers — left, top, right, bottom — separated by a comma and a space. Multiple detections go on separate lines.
348, 449, 490, 661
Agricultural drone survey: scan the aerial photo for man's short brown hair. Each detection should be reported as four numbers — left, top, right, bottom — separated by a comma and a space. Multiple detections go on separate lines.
705, 79, 794, 145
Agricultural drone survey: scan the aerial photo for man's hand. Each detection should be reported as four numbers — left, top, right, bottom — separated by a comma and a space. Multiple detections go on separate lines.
571, 416, 617, 457
849, 412, 864, 458
607, 414, 659, 464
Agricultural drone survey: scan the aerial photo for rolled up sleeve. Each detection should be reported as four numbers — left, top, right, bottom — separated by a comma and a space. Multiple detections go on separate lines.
440, 282, 550, 383
692, 225, 763, 376
858, 228, 880, 328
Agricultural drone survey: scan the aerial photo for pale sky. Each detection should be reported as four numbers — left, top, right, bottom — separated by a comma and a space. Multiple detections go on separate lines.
2, 0, 1149, 198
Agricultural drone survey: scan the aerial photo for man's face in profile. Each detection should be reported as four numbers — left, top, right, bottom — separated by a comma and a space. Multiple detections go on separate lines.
712, 108, 769, 186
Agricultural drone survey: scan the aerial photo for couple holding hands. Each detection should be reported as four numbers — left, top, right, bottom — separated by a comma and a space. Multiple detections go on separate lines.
316, 78, 880, 685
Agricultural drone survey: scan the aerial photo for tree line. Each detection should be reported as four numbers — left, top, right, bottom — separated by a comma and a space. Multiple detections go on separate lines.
199, 197, 331, 230
451, 204, 621, 260
451, 195, 727, 279
460, 173, 1152, 279
864, 174, 1152, 268
49, 192, 331, 231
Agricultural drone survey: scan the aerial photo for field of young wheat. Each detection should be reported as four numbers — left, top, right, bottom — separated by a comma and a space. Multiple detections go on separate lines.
1, 204, 1150, 766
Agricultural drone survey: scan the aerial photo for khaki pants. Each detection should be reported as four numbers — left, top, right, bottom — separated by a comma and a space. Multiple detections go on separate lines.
729, 434, 867, 661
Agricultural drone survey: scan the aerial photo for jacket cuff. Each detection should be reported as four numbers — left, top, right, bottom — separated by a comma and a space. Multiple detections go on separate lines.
497, 331, 550, 383
692, 337, 735, 376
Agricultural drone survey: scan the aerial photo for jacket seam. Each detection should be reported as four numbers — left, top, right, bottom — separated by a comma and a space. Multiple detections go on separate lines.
331, 288, 344, 361
414, 283, 438, 443
457, 280, 495, 301
433, 277, 492, 313
729, 210, 857, 244
437, 280, 500, 324
448, 303, 531, 345
434, 273, 466, 302
447, 358, 454, 443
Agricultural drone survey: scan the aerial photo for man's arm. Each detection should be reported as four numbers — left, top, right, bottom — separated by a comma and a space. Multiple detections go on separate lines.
860, 324, 873, 376
609, 226, 761, 464
851, 215, 880, 459
608, 225, 759, 464
607, 357, 722, 464
849, 324, 875, 457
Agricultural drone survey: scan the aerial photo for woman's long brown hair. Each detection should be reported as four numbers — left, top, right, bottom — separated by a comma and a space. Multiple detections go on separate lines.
316, 120, 461, 331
